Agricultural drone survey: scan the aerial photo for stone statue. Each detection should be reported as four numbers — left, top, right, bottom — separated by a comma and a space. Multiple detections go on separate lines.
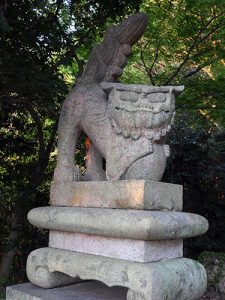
53, 12, 184, 182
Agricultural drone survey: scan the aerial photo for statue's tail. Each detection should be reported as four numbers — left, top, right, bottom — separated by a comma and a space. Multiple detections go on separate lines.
78, 13, 148, 84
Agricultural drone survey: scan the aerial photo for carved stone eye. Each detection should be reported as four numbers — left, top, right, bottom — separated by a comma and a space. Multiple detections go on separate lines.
119, 91, 139, 102
145, 93, 166, 103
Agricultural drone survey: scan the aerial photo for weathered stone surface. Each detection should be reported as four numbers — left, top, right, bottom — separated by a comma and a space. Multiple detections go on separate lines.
6, 281, 127, 300
55, 83, 184, 183
49, 231, 183, 262
50, 180, 183, 211
28, 206, 208, 240
53, 11, 184, 183
26, 247, 207, 300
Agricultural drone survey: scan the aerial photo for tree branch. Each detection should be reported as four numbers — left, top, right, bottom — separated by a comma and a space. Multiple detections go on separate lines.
140, 1, 172, 85
183, 59, 215, 79
140, 44, 153, 85
147, 39, 160, 85
164, 11, 225, 85
51, 13, 86, 79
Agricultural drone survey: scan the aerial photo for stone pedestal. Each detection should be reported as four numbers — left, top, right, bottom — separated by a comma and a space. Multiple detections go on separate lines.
7, 180, 208, 300
25, 248, 207, 300
50, 180, 183, 211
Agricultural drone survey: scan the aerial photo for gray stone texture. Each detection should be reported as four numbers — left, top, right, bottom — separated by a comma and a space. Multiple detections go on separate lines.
28, 206, 209, 240
26, 247, 207, 300
50, 180, 183, 211
49, 231, 183, 262
6, 282, 128, 300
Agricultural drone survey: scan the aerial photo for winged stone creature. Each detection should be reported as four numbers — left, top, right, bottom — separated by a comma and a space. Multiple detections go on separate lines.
53, 12, 183, 182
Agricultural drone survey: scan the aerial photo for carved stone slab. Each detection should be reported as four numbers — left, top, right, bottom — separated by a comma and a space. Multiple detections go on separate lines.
28, 207, 209, 240
49, 231, 183, 262
50, 180, 183, 211
26, 247, 207, 300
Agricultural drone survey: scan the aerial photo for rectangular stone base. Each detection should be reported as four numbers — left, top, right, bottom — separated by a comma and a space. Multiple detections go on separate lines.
6, 282, 127, 300
49, 231, 183, 262
50, 180, 183, 211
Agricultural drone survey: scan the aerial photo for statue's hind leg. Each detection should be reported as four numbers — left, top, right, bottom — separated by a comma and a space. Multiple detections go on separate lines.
54, 129, 81, 182
54, 90, 83, 182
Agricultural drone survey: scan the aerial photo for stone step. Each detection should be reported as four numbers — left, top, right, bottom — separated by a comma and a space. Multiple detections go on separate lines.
28, 206, 208, 240
6, 282, 127, 300
50, 180, 183, 211
49, 231, 183, 262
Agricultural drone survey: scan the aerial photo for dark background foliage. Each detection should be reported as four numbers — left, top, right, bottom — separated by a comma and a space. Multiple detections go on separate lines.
163, 113, 225, 258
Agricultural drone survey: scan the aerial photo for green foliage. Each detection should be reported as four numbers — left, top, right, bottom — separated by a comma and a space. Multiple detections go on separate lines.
122, 0, 225, 126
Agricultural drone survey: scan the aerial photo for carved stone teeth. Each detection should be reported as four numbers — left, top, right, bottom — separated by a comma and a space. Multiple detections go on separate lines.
161, 128, 167, 136
122, 129, 130, 138
153, 108, 159, 114
161, 104, 166, 111
146, 131, 153, 140
171, 112, 176, 124
155, 132, 161, 140
131, 129, 141, 140
149, 142, 154, 153
153, 104, 160, 113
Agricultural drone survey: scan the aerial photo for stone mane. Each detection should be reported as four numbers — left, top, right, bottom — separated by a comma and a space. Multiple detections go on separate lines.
77, 13, 148, 84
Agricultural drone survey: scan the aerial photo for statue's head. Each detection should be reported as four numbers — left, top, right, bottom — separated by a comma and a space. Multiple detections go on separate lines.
101, 83, 184, 141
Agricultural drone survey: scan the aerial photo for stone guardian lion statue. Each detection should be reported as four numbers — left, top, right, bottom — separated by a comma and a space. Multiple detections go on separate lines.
53, 13, 183, 182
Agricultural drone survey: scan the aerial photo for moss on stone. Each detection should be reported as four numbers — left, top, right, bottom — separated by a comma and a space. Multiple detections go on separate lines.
198, 251, 225, 287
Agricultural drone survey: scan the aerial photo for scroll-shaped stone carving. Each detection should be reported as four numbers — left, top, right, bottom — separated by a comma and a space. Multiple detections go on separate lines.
53, 13, 184, 183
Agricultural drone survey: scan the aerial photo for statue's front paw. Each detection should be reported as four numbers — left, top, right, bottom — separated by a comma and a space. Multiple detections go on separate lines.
54, 165, 81, 182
